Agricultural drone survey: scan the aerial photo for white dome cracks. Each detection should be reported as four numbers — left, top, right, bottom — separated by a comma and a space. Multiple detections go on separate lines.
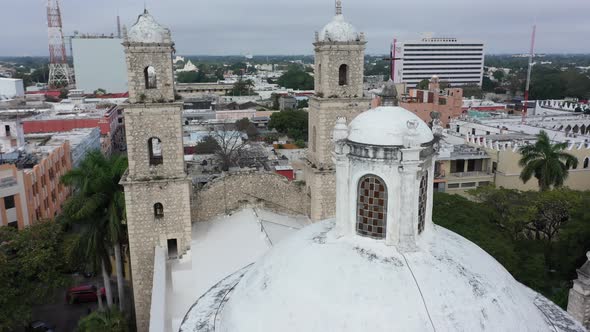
317, 1, 362, 43
127, 9, 171, 44
348, 106, 434, 147
319, 15, 360, 42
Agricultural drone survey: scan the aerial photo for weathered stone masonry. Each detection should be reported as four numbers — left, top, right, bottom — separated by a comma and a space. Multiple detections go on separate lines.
120, 11, 192, 332
193, 172, 308, 222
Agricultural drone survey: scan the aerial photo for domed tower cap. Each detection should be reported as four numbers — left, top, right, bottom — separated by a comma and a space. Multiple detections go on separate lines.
127, 9, 170, 43
378, 80, 398, 106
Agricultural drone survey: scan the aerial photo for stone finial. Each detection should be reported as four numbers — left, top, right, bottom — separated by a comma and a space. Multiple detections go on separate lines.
404, 120, 420, 147
336, 0, 343, 15
332, 117, 348, 142
430, 111, 443, 137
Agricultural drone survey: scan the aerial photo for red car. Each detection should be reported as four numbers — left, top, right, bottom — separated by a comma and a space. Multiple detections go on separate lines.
66, 285, 106, 304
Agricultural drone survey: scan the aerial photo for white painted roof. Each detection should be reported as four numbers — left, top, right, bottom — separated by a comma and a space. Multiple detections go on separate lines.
127, 10, 169, 43
210, 220, 584, 332
319, 15, 359, 42
348, 106, 434, 146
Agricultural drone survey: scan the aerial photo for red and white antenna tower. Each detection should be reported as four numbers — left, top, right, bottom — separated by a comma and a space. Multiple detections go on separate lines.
47, 0, 71, 89
522, 25, 536, 123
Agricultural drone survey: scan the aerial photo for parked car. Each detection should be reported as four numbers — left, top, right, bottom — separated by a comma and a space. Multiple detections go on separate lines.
65, 285, 105, 304
26, 321, 55, 332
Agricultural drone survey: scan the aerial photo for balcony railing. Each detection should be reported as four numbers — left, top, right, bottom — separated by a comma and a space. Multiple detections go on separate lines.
448, 171, 492, 178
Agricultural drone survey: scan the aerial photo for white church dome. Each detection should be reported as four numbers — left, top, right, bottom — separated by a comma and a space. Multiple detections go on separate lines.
127, 10, 170, 44
182, 220, 575, 332
348, 106, 434, 146
319, 14, 360, 42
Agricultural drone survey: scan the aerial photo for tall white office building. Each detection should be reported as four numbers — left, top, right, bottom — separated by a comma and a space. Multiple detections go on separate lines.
393, 37, 485, 87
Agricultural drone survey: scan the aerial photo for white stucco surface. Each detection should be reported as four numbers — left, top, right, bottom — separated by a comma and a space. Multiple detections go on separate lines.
348, 106, 434, 146
214, 220, 584, 332
165, 209, 307, 332
319, 14, 359, 42
128, 10, 169, 43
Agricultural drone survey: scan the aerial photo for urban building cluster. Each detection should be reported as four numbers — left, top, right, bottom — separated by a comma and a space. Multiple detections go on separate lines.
2, 1, 590, 332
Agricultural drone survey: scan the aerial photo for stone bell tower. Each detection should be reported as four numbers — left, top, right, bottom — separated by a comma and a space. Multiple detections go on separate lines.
305, 0, 371, 221
120, 10, 191, 332
568, 252, 590, 329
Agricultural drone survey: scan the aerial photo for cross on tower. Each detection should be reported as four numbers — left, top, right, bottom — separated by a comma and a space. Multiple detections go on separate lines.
382, 39, 403, 81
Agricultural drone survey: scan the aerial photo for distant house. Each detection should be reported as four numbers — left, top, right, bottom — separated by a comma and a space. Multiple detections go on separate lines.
279, 96, 297, 111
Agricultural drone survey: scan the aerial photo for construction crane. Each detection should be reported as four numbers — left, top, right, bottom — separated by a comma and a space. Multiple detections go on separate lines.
521, 25, 536, 123
47, 0, 71, 89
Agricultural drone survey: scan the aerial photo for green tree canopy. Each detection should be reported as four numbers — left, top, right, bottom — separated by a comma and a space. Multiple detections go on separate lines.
416, 79, 430, 90
277, 68, 314, 90
228, 79, 256, 96
518, 130, 578, 191
268, 110, 308, 142
77, 308, 128, 332
0, 222, 69, 331
434, 189, 590, 308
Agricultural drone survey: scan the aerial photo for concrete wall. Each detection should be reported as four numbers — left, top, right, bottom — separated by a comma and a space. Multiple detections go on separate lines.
72, 38, 128, 94
0, 78, 25, 98
149, 246, 167, 332
193, 171, 308, 222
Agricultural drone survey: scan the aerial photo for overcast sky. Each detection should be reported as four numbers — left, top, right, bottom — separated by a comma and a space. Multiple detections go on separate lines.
0, 0, 588, 56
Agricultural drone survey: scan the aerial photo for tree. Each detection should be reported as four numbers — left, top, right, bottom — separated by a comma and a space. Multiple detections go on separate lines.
519, 131, 578, 191
468, 186, 533, 240
439, 80, 451, 90
460, 83, 484, 99
77, 308, 128, 332
209, 125, 248, 171
235, 118, 251, 132
277, 68, 314, 90
268, 110, 308, 142
416, 79, 430, 90
59, 88, 69, 99
0, 222, 69, 331
235, 118, 260, 140
270, 93, 280, 110
94, 88, 107, 95
297, 99, 309, 109
492, 70, 505, 82
61, 151, 128, 310
195, 136, 221, 155
228, 79, 256, 96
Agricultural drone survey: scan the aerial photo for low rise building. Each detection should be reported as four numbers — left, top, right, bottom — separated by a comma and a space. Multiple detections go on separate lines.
435, 144, 493, 193
447, 114, 590, 191
21, 105, 121, 155
0, 127, 100, 229
176, 83, 234, 98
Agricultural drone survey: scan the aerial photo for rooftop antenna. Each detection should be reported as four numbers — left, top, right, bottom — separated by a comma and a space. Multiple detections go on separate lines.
522, 25, 536, 124
47, 0, 71, 89
116, 15, 121, 39
336, 0, 342, 15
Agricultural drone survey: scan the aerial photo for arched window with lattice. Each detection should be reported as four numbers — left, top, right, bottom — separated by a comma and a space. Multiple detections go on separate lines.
356, 175, 387, 239
418, 173, 428, 234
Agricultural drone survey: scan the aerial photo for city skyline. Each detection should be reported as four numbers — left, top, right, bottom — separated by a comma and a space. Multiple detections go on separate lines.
0, 0, 588, 56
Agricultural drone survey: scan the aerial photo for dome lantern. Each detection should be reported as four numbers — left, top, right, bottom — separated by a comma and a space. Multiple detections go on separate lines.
333, 106, 436, 248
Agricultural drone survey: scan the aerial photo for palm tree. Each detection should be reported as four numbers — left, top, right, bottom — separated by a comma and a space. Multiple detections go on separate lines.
61, 151, 128, 310
77, 307, 128, 332
519, 130, 578, 191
